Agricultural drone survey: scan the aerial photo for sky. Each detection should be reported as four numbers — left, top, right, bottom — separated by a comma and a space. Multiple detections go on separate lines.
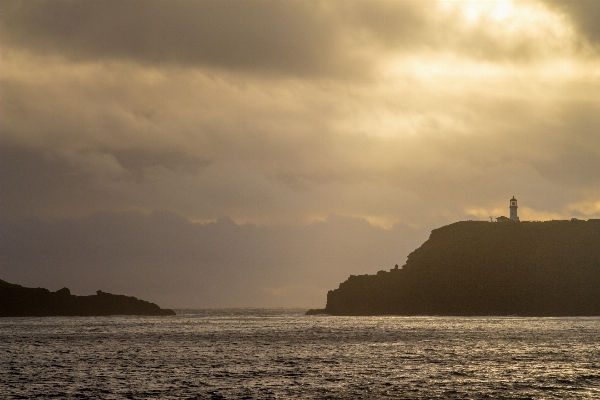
2, 0, 600, 308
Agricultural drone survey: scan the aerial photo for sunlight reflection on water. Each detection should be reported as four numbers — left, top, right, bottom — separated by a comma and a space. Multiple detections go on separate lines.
1, 312, 599, 399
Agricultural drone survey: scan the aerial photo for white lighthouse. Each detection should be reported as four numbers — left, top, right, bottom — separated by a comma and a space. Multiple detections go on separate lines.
509, 196, 519, 222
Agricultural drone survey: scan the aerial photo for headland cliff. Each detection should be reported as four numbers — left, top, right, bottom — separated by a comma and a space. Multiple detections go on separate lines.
308, 220, 600, 316
0, 280, 175, 317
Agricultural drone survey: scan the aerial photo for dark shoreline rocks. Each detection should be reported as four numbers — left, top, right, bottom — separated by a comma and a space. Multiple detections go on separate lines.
0, 280, 175, 317
311, 219, 600, 316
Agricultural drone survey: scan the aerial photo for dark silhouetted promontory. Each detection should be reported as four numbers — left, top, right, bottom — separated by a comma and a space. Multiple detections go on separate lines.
309, 220, 600, 316
0, 280, 175, 317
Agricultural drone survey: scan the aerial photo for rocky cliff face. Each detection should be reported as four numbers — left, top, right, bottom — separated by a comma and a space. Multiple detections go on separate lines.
321, 220, 600, 316
0, 280, 175, 317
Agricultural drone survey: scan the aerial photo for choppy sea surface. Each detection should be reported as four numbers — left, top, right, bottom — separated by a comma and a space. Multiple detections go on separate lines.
1, 310, 599, 399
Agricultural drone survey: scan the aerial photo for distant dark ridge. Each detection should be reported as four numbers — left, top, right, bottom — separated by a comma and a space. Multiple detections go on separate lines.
315, 220, 600, 316
0, 280, 175, 317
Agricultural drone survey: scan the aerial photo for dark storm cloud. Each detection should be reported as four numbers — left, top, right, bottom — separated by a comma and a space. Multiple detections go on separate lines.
544, 0, 600, 45
0, 145, 93, 219
0, 143, 212, 220
112, 148, 211, 179
2, 0, 566, 80
0, 211, 427, 307
2, 0, 356, 77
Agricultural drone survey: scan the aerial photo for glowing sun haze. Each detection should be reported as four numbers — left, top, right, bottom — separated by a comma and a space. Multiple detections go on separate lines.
2, 0, 600, 307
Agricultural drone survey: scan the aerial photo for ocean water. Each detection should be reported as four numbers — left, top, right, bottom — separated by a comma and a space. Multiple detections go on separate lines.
1, 310, 599, 399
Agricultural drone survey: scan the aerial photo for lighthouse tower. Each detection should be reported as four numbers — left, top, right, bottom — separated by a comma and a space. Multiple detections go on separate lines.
510, 196, 519, 222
